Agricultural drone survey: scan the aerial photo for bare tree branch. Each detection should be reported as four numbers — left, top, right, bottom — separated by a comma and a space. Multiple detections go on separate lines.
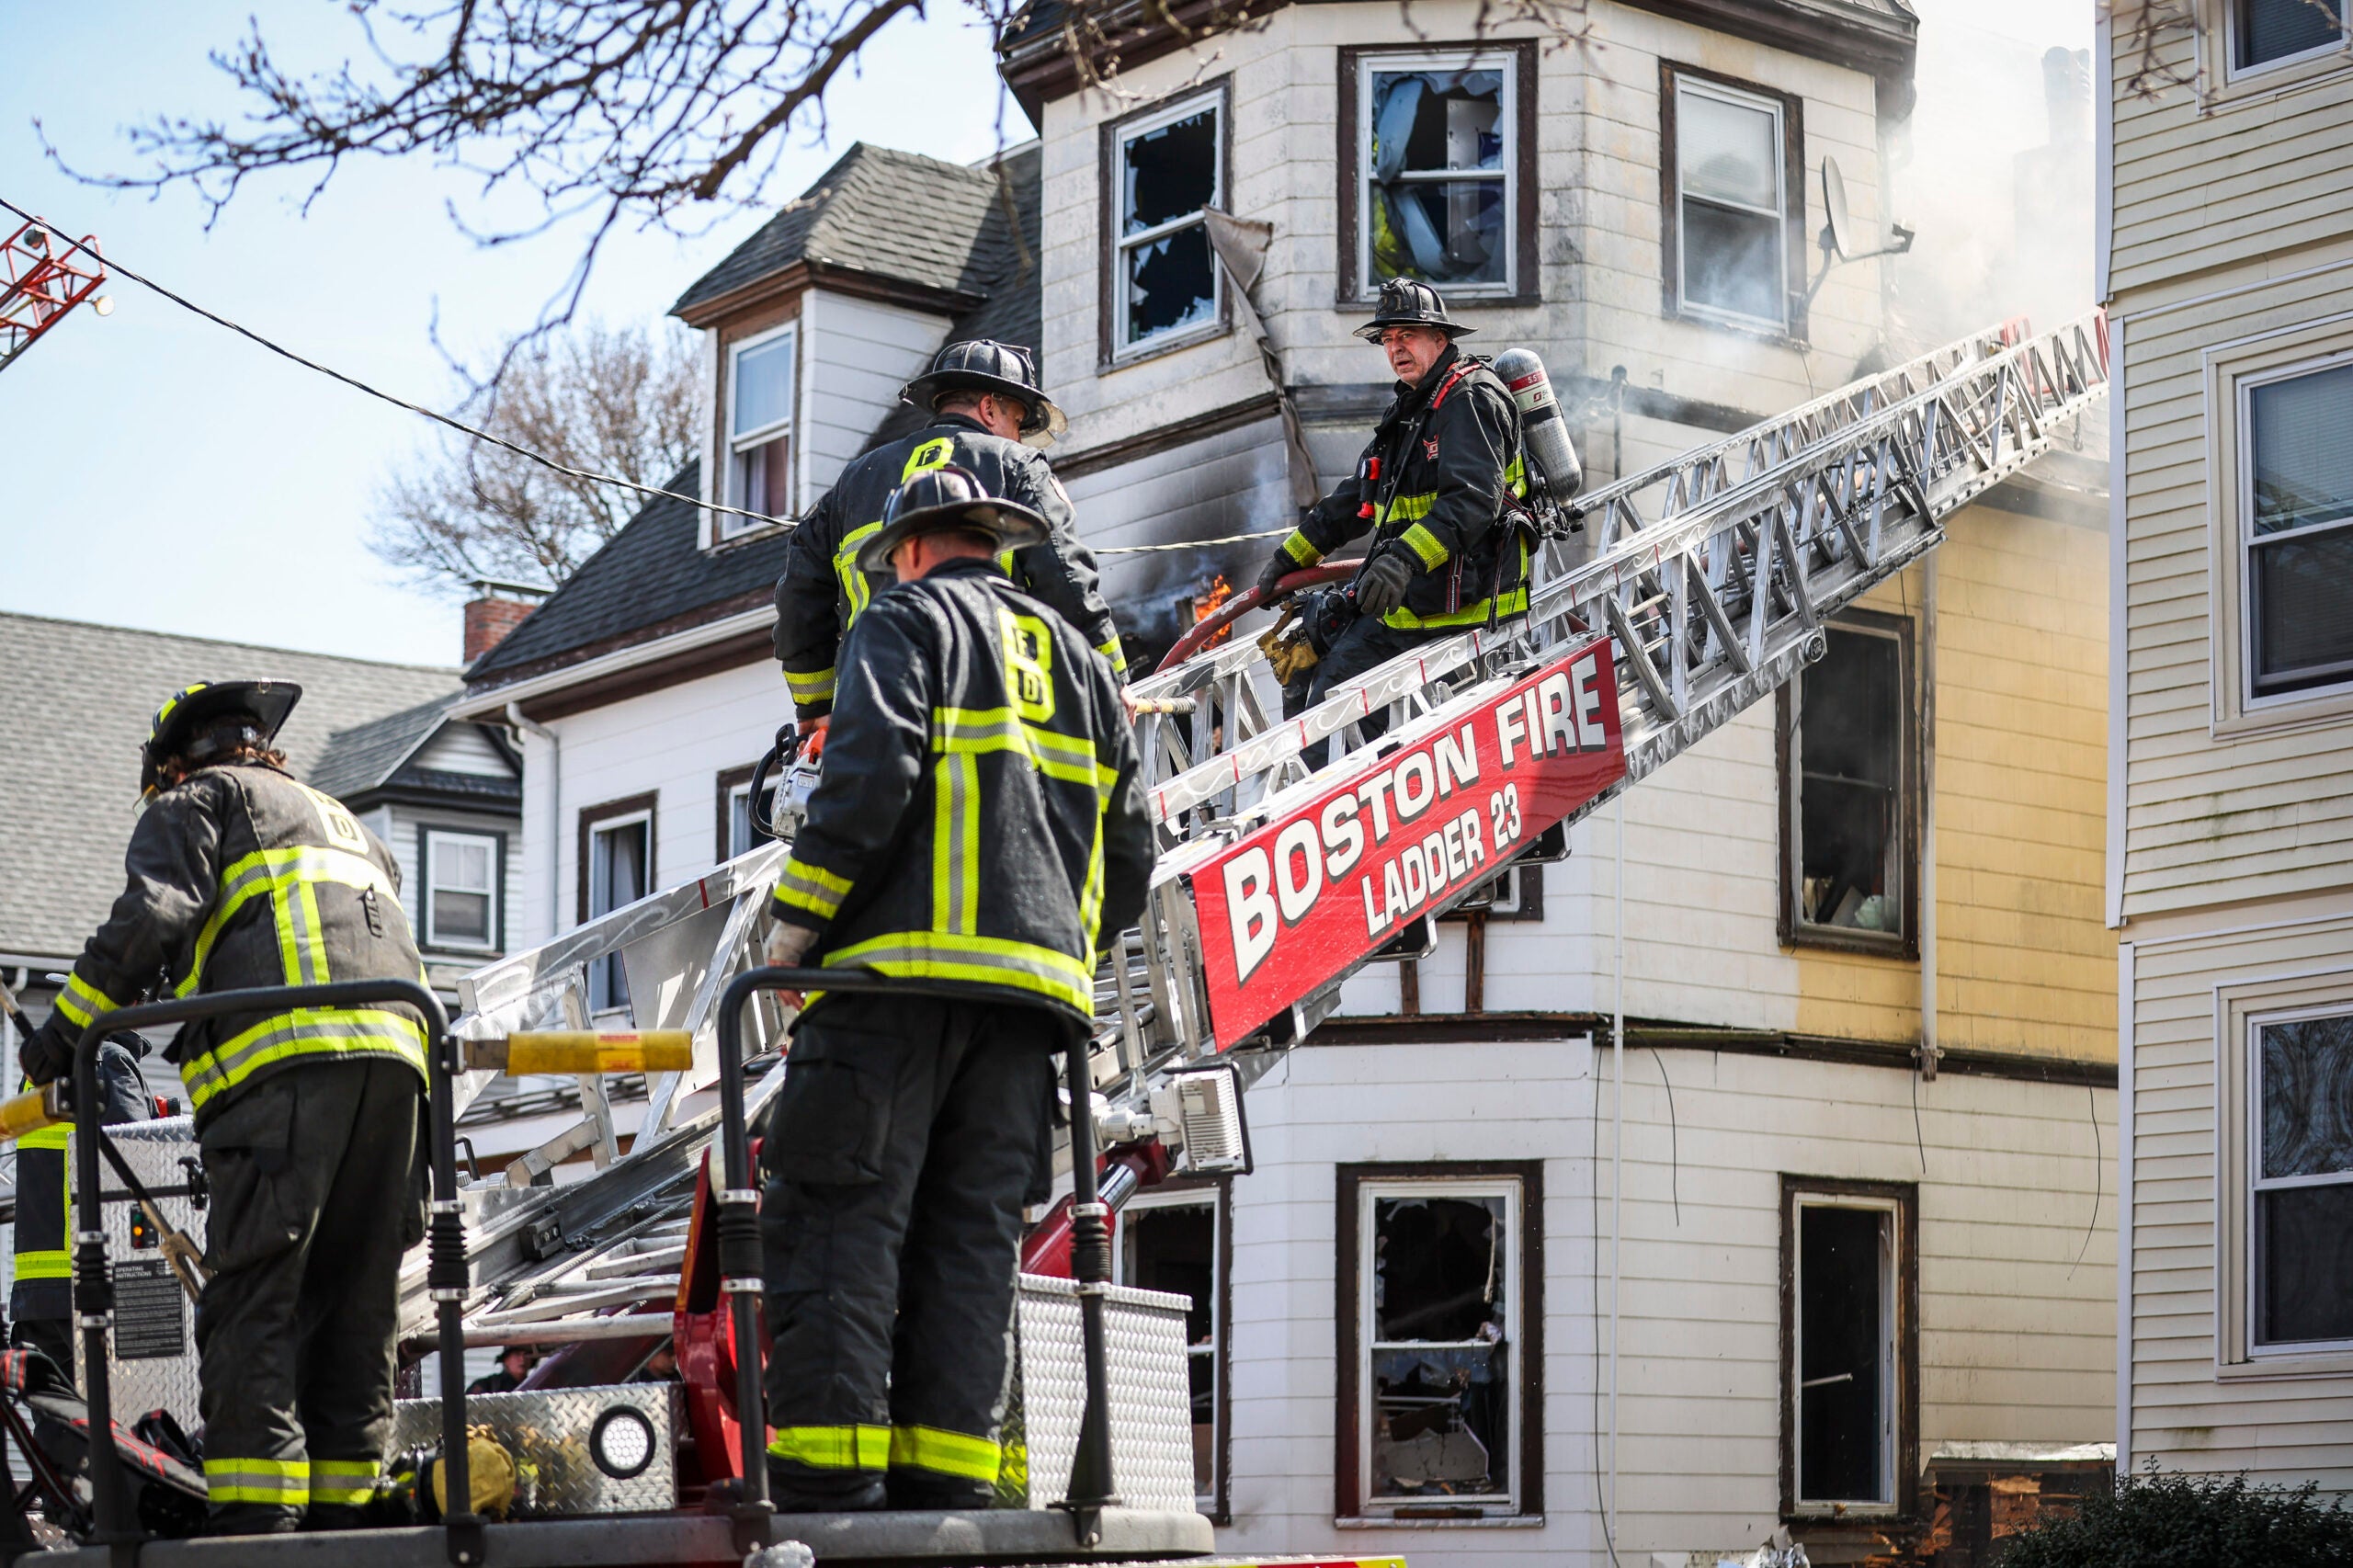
368, 318, 700, 595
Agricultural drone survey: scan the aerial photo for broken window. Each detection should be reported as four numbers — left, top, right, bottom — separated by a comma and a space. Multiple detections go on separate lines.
1669, 71, 1793, 333
1114, 90, 1222, 353
1356, 1178, 1518, 1510
2234, 0, 2346, 72
725, 324, 795, 531
2251, 1010, 2353, 1349
1117, 1191, 1224, 1509
1788, 1187, 1905, 1513
1781, 616, 1913, 949
1358, 53, 1513, 293
2241, 359, 2353, 700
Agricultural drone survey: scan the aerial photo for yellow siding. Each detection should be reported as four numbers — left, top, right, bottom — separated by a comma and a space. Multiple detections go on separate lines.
1794, 502, 2116, 1062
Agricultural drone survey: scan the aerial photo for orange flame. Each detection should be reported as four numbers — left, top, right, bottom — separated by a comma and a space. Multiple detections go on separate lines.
1191, 574, 1234, 647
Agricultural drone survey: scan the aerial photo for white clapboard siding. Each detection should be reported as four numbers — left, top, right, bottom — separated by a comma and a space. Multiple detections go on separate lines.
411, 720, 517, 778
381, 802, 528, 961
1211, 1035, 2113, 1568
2125, 910, 2353, 1491
2113, 257, 2353, 919
2109, 22, 2353, 295
799, 290, 953, 506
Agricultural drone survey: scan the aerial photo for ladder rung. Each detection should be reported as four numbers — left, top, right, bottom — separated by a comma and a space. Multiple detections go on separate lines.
469, 1031, 695, 1076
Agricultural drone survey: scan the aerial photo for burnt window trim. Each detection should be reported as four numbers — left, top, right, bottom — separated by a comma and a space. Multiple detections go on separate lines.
1113, 1176, 1235, 1524
1658, 60, 1810, 344
715, 763, 775, 863
1775, 607, 1920, 960
1098, 75, 1235, 372
1778, 1174, 1920, 1522
1336, 41, 1541, 310
1335, 1159, 1545, 1524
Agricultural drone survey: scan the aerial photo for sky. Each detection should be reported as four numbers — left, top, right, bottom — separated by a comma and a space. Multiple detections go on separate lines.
0, 3, 1010, 666
0, 1, 2094, 670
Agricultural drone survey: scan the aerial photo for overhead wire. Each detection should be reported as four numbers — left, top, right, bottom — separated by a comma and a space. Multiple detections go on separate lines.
3, 193, 1297, 565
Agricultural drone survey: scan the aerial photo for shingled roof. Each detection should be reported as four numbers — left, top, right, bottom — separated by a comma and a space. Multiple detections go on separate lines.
0, 614, 461, 966
672, 142, 1027, 317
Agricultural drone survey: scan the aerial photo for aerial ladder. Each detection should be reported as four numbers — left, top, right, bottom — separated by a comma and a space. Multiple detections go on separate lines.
4, 312, 2106, 1568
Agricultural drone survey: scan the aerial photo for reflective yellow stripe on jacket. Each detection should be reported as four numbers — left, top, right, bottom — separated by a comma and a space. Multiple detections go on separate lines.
785, 667, 837, 709
52, 971, 120, 1031
15, 1096, 68, 1283
174, 845, 399, 999
823, 932, 1097, 1019
179, 1006, 426, 1115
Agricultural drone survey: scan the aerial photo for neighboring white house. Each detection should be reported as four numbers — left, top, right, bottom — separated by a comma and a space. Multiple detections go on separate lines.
2101, 0, 2353, 1495
456, 5, 2122, 1561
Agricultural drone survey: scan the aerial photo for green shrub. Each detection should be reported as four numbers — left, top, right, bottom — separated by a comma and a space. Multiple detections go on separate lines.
2004, 1464, 2353, 1568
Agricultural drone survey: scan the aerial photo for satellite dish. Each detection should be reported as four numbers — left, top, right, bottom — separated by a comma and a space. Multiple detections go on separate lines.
1821, 157, 1856, 260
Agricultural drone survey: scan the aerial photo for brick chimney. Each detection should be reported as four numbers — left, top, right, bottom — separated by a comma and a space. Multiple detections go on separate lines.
463, 593, 538, 664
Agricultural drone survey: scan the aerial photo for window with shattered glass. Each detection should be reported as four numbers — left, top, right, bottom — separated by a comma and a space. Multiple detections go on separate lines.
2251, 1010, 2353, 1350
1358, 54, 1513, 293
1115, 90, 1223, 353
1672, 74, 1790, 332
1360, 1183, 1517, 1506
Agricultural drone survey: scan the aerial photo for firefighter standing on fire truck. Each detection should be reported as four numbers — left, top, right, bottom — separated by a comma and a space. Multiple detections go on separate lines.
772, 340, 1128, 764
757, 467, 1153, 1512
16, 681, 427, 1535
1255, 279, 1529, 739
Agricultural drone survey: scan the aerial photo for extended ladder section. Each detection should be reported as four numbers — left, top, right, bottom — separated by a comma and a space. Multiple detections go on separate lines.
428, 312, 2107, 1341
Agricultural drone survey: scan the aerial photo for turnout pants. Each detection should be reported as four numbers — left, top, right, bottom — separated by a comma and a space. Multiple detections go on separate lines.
1302, 615, 1439, 766
760, 995, 1060, 1512
194, 1058, 421, 1533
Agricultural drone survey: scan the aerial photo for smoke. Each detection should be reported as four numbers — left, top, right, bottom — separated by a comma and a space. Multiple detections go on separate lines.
1882, 4, 2098, 351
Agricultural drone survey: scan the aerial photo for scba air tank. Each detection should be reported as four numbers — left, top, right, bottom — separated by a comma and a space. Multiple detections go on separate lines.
1494, 347, 1586, 499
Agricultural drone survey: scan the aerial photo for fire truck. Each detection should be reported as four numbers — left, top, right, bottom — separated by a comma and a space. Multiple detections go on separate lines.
0, 312, 2106, 1568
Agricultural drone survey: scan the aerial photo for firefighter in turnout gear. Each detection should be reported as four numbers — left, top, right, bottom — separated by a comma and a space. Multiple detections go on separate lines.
7, 1030, 152, 1377
16, 681, 428, 1535
771, 339, 1126, 761
1254, 279, 1529, 745
757, 466, 1154, 1512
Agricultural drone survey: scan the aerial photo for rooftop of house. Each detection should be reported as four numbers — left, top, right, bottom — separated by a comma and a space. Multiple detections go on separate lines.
472, 144, 1043, 689
310, 694, 521, 811
0, 613, 465, 966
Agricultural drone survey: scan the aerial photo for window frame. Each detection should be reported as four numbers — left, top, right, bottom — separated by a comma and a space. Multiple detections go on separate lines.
1779, 1175, 1919, 1522
1111, 1179, 1233, 1522
1334, 1160, 1543, 1525
722, 318, 799, 534
1658, 61, 1808, 342
419, 825, 505, 954
1336, 42, 1540, 309
2234, 349, 2353, 710
715, 763, 775, 864
577, 792, 657, 1016
1775, 608, 1920, 959
2216, 974, 2353, 1372
2222, 0, 2350, 81
2245, 1003, 2353, 1356
1098, 78, 1233, 369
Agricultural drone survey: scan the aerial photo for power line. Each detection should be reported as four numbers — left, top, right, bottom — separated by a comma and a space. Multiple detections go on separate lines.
3, 193, 1307, 564
0, 193, 791, 535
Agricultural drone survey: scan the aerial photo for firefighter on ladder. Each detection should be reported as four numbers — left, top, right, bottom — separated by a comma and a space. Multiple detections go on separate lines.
1255, 279, 1530, 747
756, 467, 1154, 1512
771, 340, 1127, 766
16, 682, 428, 1534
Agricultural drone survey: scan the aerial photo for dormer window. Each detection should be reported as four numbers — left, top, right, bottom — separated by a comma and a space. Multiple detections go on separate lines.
726, 323, 797, 533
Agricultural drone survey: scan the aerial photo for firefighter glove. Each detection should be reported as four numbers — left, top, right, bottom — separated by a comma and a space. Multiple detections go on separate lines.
1253, 551, 1294, 603
1258, 602, 1320, 686
1354, 546, 1416, 619
17, 1014, 74, 1088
